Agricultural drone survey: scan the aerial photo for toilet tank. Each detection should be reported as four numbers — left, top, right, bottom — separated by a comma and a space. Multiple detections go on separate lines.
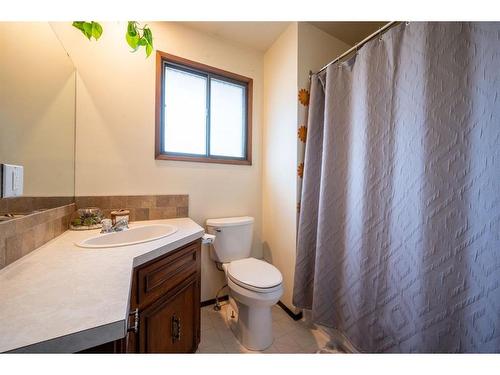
206, 216, 254, 263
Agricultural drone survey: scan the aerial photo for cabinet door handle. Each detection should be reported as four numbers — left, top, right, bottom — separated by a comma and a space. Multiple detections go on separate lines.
128, 308, 139, 333
171, 314, 181, 343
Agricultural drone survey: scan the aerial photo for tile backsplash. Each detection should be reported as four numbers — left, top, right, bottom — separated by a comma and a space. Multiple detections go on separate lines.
74, 195, 189, 222
0, 196, 74, 214
0, 203, 75, 269
0, 195, 189, 270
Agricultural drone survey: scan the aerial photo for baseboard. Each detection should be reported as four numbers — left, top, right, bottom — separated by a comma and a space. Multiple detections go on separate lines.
201, 295, 229, 307
201, 296, 303, 321
277, 301, 303, 321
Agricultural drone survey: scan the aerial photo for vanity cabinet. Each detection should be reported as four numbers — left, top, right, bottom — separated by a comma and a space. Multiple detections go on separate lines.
78, 238, 201, 354
124, 239, 201, 353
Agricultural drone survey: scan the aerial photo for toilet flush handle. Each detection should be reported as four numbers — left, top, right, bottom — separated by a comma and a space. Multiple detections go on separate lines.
215, 228, 222, 233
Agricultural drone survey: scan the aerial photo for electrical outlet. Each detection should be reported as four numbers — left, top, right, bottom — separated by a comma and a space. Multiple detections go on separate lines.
1, 164, 24, 198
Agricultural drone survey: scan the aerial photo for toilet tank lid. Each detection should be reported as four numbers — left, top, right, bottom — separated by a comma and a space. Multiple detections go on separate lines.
206, 216, 254, 227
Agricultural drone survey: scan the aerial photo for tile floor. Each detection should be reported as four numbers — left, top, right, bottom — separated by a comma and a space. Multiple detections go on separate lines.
197, 302, 343, 354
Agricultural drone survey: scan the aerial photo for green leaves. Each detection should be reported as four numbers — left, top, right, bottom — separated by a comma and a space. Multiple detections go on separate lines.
91, 22, 103, 40
126, 32, 140, 50
72, 21, 103, 41
72, 21, 154, 58
145, 43, 153, 57
126, 21, 154, 57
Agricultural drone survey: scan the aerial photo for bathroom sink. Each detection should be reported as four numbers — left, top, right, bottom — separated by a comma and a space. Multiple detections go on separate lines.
76, 224, 178, 248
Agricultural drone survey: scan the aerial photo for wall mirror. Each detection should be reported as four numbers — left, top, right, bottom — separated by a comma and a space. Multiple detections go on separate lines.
0, 22, 76, 212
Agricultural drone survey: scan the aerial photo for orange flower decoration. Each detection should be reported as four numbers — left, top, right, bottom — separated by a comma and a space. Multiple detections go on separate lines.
298, 89, 310, 106
298, 125, 307, 143
297, 162, 304, 178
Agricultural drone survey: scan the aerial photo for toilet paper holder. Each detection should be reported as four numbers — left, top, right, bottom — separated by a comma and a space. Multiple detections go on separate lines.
202, 233, 216, 244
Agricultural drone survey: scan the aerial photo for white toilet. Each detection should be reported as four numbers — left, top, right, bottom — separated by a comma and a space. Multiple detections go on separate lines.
206, 216, 283, 351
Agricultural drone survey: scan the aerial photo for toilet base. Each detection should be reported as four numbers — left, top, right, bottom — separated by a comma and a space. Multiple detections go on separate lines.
226, 296, 274, 351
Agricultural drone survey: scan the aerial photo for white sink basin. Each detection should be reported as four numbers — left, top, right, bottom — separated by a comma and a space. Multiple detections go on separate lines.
76, 224, 178, 248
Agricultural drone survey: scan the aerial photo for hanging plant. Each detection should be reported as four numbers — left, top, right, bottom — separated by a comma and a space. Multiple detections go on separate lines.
125, 21, 154, 57
72, 21, 154, 58
72, 21, 103, 41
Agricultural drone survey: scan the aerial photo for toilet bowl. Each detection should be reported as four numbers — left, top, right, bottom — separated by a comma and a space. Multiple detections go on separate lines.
206, 216, 283, 351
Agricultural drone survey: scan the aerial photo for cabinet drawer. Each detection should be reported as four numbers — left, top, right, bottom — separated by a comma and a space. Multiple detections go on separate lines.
137, 241, 199, 307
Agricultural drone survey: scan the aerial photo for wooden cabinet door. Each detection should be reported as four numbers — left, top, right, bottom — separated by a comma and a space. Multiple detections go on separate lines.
139, 276, 200, 353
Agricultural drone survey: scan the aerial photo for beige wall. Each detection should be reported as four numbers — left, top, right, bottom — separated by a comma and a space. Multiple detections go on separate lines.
49, 21, 349, 307
262, 22, 350, 311
262, 23, 299, 310
0, 23, 75, 197
52, 22, 264, 302
298, 22, 351, 89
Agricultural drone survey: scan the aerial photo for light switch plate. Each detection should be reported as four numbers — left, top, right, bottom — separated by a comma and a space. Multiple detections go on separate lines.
1, 164, 24, 198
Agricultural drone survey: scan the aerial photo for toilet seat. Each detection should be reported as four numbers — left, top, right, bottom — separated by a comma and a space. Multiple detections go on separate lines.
227, 258, 283, 293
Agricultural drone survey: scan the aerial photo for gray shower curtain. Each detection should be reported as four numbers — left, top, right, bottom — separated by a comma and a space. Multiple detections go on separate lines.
293, 22, 500, 353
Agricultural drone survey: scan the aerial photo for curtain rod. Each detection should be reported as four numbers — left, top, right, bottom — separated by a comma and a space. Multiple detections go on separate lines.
310, 21, 401, 78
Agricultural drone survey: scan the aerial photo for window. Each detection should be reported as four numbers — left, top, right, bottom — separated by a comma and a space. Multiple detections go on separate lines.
155, 52, 252, 165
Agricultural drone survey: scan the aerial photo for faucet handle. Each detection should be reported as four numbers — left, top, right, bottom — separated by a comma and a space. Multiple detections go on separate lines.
100, 219, 112, 233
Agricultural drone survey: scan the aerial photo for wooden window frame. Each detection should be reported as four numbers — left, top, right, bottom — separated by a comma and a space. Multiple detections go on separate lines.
155, 51, 253, 165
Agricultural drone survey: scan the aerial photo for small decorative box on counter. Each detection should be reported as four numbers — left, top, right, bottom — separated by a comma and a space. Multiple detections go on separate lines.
111, 209, 130, 225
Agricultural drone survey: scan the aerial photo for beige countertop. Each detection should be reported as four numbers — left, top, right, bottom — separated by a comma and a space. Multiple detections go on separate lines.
0, 217, 204, 353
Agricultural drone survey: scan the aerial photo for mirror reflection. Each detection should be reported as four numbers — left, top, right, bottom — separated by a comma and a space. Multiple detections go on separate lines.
0, 22, 76, 205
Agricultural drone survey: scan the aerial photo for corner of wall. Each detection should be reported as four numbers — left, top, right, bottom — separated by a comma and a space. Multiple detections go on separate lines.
262, 22, 299, 311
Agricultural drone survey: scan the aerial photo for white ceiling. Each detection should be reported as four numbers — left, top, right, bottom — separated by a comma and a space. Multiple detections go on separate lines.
180, 22, 388, 52
180, 22, 290, 52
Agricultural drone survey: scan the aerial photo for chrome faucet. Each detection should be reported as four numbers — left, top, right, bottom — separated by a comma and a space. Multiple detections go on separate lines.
101, 218, 129, 233
112, 218, 129, 231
